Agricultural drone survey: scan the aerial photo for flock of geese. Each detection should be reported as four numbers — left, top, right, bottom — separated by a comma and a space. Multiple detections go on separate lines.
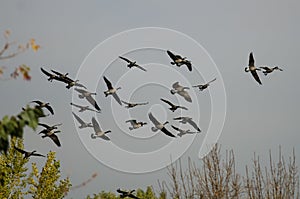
13, 50, 282, 198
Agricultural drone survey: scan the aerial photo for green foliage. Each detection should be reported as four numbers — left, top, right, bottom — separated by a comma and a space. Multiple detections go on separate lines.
0, 137, 71, 199
0, 106, 45, 153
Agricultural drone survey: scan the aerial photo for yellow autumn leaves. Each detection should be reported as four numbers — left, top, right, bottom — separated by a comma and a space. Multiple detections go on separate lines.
0, 29, 40, 80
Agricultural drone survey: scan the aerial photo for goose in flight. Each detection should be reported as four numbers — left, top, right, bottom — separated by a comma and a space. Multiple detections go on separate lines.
74, 88, 101, 111
91, 117, 111, 140
31, 100, 54, 115
70, 102, 101, 113
121, 100, 149, 109
173, 116, 201, 132
167, 50, 192, 71
38, 122, 62, 131
193, 78, 217, 91
119, 56, 146, 72
148, 112, 175, 138
245, 52, 262, 85
72, 112, 93, 129
39, 129, 61, 147
40, 67, 63, 82
171, 125, 197, 137
51, 69, 87, 89
14, 146, 45, 159
170, 82, 192, 103
117, 189, 140, 199
160, 98, 188, 112
103, 76, 122, 105
126, 119, 147, 130
259, 66, 283, 76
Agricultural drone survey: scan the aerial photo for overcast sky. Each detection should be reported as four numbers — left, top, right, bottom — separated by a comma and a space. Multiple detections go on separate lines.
1, 1, 300, 198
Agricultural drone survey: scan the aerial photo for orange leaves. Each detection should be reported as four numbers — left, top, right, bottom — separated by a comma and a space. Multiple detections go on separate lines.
10, 65, 31, 81
30, 38, 40, 52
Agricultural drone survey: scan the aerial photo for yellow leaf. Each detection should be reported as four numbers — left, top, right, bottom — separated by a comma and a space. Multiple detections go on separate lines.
30, 38, 40, 52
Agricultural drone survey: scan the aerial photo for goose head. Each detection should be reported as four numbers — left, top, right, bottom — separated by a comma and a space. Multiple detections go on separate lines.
245, 67, 250, 72
274, 66, 283, 71
163, 121, 169, 125
170, 89, 177, 94
116, 87, 121, 90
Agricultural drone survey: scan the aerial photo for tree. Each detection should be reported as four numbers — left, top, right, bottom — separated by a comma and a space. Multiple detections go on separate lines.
0, 30, 40, 81
0, 137, 71, 198
0, 105, 46, 153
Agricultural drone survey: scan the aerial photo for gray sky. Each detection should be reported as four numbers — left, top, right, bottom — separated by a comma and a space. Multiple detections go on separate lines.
1, 1, 300, 198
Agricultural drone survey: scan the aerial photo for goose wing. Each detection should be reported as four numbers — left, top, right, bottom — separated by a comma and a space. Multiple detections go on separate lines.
112, 93, 122, 105
40, 67, 55, 77
207, 78, 217, 85
126, 120, 137, 126
72, 112, 85, 125
128, 193, 140, 199
86, 95, 101, 111
119, 56, 131, 63
250, 70, 262, 85
259, 66, 270, 70
49, 133, 61, 147
173, 117, 184, 121
92, 117, 102, 133
187, 119, 201, 132
167, 50, 177, 61
50, 69, 65, 76
137, 102, 149, 105
103, 76, 113, 89
172, 82, 180, 89
185, 61, 192, 71
31, 152, 46, 157
14, 146, 26, 154
161, 127, 176, 137
135, 64, 147, 72
74, 82, 87, 89
178, 106, 188, 110
160, 98, 174, 107
248, 52, 255, 66
121, 100, 130, 105
74, 88, 86, 94
178, 91, 192, 102
31, 100, 43, 106
148, 112, 160, 125
171, 125, 180, 132
38, 123, 51, 129
45, 104, 54, 115
100, 133, 110, 141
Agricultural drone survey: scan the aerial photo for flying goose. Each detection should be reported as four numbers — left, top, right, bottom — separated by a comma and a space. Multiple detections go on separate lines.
38, 122, 62, 131
121, 100, 149, 109
171, 125, 197, 137
160, 98, 188, 112
259, 66, 283, 76
119, 56, 146, 71
245, 52, 262, 85
51, 69, 87, 89
148, 112, 175, 137
72, 112, 93, 129
167, 50, 192, 71
126, 119, 147, 130
117, 189, 140, 199
14, 146, 45, 159
103, 76, 122, 105
170, 82, 192, 103
173, 116, 201, 132
74, 88, 101, 111
31, 100, 54, 115
40, 67, 63, 82
38, 129, 61, 147
193, 78, 217, 91
90, 117, 111, 140
70, 102, 101, 113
